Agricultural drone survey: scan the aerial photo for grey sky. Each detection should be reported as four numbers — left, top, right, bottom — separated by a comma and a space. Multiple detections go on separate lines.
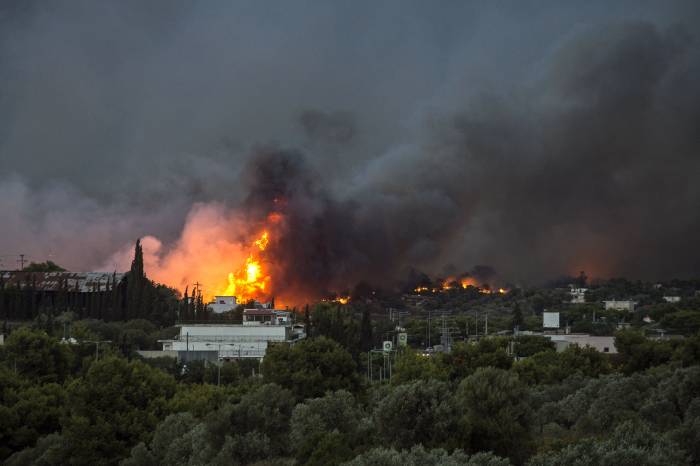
1, 1, 698, 287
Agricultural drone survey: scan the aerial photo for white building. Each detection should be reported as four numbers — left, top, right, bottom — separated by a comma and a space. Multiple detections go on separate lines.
603, 300, 636, 312
570, 288, 587, 304
208, 295, 238, 314
160, 309, 303, 361
546, 334, 616, 354
663, 296, 681, 303
543, 312, 560, 329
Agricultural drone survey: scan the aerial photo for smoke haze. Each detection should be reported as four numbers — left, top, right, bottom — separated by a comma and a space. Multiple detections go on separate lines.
1, 1, 699, 296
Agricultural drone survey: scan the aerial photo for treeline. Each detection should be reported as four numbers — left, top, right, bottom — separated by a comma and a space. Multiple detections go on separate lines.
2, 318, 700, 465
0, 240, 180, 327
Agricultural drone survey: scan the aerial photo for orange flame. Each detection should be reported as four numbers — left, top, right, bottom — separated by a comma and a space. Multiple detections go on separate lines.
220, 230, 271, 302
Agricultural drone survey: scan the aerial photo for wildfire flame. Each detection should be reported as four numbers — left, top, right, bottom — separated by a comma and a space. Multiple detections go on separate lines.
413, 276, 508, 296
221, 230, 271, 302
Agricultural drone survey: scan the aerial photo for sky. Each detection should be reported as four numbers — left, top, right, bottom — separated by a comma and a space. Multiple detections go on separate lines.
1, 1, 699, 295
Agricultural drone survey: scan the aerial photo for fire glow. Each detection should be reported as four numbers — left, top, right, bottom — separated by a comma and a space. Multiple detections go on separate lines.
221, 230, 271, 302
414, 276, 508, 295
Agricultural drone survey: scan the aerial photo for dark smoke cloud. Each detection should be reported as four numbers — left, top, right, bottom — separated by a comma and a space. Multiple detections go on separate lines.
1, 1, 699, 289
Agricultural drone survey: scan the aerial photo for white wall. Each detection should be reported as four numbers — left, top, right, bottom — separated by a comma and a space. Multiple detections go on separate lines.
547, 334, 617, 353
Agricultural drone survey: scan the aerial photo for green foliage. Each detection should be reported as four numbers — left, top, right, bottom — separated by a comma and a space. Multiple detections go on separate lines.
660, 310, 700, 335
311, 303, 362, 355
342, 445, 511, 466
2, 327, 73, 383
0, 382, 65, 461
457, 367, 534, 463
262, 337, 359, 399
60, 356, 177, 465
514, 335, 555, 357
442, 339, 513, 380
226, 383, 295, 456
375, 379, 458, 450
204, 361, 241, 385
527, 421, 688, 466
391, 349, 448, 384
614, 330, 675, 374
22, 261, 66, 272
290, 390, 366, 464
514, 345, 612, 385
167, 383, 228, 418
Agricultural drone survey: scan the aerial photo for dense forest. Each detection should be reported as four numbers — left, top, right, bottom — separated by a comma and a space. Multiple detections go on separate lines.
1, 316, 700, 465
3, 247, 700, 464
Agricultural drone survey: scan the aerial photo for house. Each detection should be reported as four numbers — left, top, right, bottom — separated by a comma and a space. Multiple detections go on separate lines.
208, 295, 237, 314
570, 288, 587, 304
663, 296, 681, 303
545, 334, 617, 354
603, 300, 636, 312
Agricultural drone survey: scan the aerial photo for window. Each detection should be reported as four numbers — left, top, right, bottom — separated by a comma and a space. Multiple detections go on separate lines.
603, 347, 609, 353
219, 300, 225, 304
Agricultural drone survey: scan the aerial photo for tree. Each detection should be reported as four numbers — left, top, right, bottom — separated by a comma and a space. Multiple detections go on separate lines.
167, 383, 228, 418
442, 339, 513, 380
311, 303, 361, 355
391, 349, 448, 384
227, 383, 295, 455
343, 445, 511, 466
0, 383, 66, 461
527, 421, 687, 466
360, 306, 373, 352
514, 345, 611, 385
60, 356, 177, 465
513, 335, 554, 357
23, 261, 66, 272
456, 367, 534, 463
290, 390, 366, 465
126, 239, 146, 320
512, 303, 524, 331
262, 337, 359, 399
3, 327, 73, 383
576, 270, 588, 288
614, 330, 674, 374
375, 379, 458, 450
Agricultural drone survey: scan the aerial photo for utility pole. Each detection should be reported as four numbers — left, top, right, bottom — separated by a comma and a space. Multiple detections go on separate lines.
439, 311, 457, 353
427, 310, 431, 349
18, 254, 26, 271
86, 340, 111, 361
485, 312, 488, 336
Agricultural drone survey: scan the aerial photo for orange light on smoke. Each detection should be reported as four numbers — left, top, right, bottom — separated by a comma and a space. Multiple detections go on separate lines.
460, 277, 478, 288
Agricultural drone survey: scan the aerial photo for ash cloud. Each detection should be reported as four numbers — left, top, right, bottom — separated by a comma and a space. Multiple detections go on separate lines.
1, 1, 699, 293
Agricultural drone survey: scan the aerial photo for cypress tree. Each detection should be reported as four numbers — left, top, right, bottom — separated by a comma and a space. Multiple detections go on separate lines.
304, 304, 312, 338
512, 302, 524, 331
360, 306, 373, 351
126, 239, 145, 319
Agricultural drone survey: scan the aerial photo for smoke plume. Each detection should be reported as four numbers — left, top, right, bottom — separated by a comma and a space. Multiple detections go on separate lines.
1, 1, 699, 299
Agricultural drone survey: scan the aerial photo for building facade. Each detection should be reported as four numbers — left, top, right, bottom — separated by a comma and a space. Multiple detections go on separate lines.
603, 300, 636, 312
160, 309, 303, 361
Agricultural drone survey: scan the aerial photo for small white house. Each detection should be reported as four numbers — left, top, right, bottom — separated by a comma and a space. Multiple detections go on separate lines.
209, 296, 237, 314
663, 296, 681, 303
243, 309, 290, 326
604, 300, 636, 312
569, 288, 587, 304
